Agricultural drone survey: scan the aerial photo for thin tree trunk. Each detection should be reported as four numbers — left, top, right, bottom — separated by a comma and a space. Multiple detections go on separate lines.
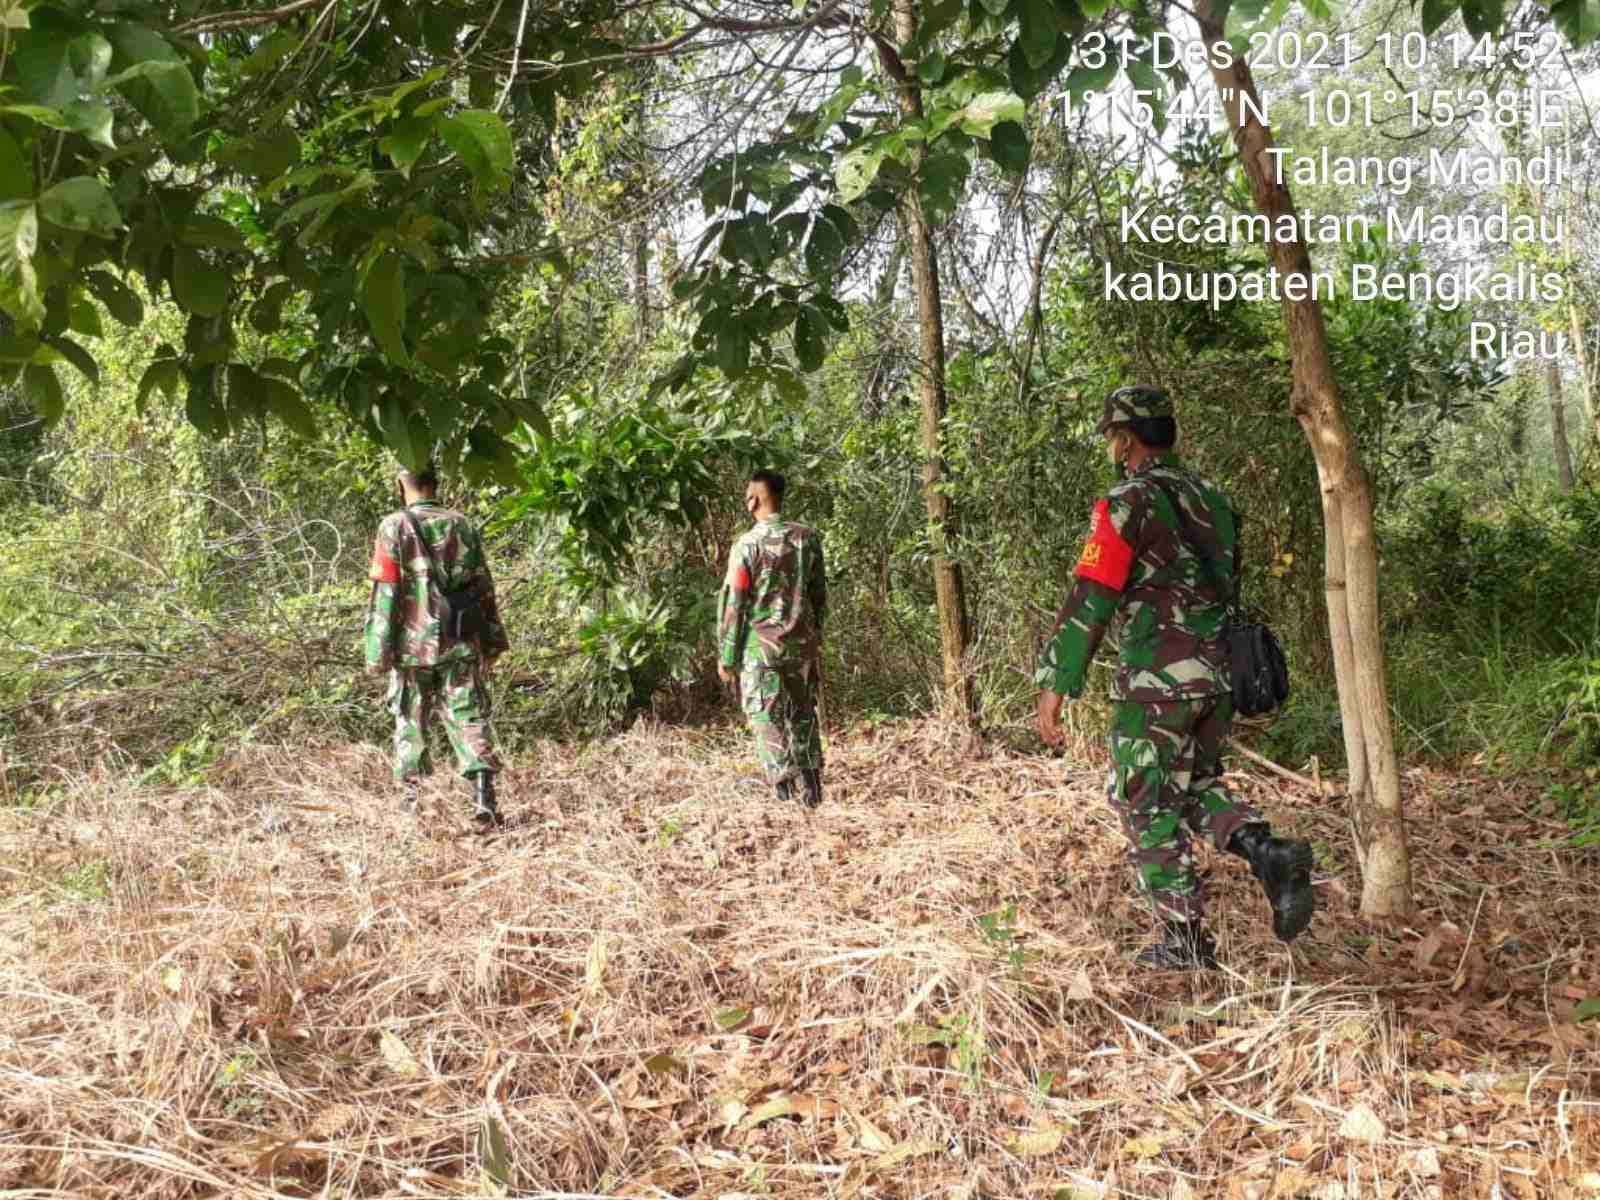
883, 0, 975, 722
631, 92, 654, 342
1547, 362, 1576, 490
1194, 0, 1413, 917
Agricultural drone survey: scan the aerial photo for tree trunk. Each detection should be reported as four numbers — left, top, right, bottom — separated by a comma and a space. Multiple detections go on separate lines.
1546, 362, 1576, 490
884, 0, 975, 722
631, 92, 654, 342
1194, 0, 1414, 917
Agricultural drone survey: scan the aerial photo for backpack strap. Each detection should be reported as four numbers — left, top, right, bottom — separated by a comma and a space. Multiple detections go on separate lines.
398, 507, 445, 596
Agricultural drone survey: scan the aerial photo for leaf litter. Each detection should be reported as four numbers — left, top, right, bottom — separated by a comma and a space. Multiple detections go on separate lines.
0, 718, 1597, 1197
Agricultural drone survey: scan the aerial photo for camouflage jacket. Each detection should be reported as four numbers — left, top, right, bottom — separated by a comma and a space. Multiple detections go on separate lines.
1037, 453, 1237, 702
363, 500, 510, 672
717, 515, 827, 670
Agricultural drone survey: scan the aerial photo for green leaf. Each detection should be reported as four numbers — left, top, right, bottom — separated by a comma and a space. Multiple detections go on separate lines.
171, 245, 229, 316
1018, 0, 1060, 66
136, 353, 181, 415
976, 0, 1011, 12
988, 120, 1030, 172
259, 375, 317, 438
380, 115, 434, 178
438, 109, 513, 190
68, 293, 104, 338
0, 332, 39, 361
0, 128, 32, 202
1009, 31, 1074, 99
105, 24, 199, 138
918, 50, 948, 84
1458, 0, 1505, 36
511, 395, 552, 441
479, 1114, 511, 1193
38, 177, 122, 237
836, 142, 886, 204
715, 322, 750, 376
793, 305, 828, 372
714, 1006, 752, 1031
218, 127, 301, 181
86, 269, 143, 326
249, 280, 294, 333
1065, 58, 1118, 98
1419, 0, 1453, 32
805, 216, 846, 277
69, 31, 113, 90
22, 362, 63, 427
43, 333, 98, 384
1551, 0, 1599, 46
363, 252, 410, 366
1574, 998, 1600, 1023
63, 100, 115, 149
186, 365, 226, 436
178, 213, 247, 252
0, 103, 71, 130
959, 90, 1026, 136
466, 425, 522, 487
14, 27, 75, 109
0, 201, 44, 328
378, 393, 422, 469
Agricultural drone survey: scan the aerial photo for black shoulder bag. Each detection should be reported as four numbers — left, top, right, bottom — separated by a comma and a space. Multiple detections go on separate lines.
398, 509, 489, 644
1148, 476, 1289, 718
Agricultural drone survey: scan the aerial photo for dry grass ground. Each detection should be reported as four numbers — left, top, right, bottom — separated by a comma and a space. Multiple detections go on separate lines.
2, 718, 1597, 1199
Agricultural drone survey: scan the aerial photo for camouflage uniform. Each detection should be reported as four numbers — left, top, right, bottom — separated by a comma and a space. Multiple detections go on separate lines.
717, 515, 827, 788
1037, 394, 1261, 925
364, 500, 510, 782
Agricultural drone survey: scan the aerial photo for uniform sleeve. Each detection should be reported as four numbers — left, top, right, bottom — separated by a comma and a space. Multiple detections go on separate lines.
463, 522, 510, 658
808, 535, 827, 635
363, 520, 402, 673
1035, 494, 1138, 697
717, 540, 755, 668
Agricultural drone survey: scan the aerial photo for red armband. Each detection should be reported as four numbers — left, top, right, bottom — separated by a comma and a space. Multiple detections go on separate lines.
368, 538, 400, 584
731, 565, 751, 592
1074, 499, 1134, 591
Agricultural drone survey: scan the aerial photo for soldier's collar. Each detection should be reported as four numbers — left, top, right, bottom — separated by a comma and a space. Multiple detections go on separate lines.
1130, 452, 1181, 477
408, 499, 442, 508
759, 512, 783, 524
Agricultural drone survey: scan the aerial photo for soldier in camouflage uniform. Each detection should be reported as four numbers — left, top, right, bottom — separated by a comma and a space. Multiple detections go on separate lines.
365, 465, 510, 827
1036, 386, 1314, 969
717, 470, 827, 808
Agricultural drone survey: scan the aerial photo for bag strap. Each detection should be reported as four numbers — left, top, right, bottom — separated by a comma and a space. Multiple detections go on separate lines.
398, 507, 446, 596
1144, 471, 1242, 614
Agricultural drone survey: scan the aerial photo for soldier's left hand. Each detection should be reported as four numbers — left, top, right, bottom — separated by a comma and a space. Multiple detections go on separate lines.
1036, 689, 1065, 747
718, 665, 736, 688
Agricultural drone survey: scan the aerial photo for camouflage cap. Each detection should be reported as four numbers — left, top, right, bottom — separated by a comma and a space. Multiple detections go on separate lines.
1097, 385, 1173, 433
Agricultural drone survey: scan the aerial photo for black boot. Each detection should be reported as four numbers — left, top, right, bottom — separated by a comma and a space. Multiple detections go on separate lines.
471, 771, 502, 828
775, 777, 795, 805
1229, 823, 1315, 942
400, 779, 420, 811
800, 768, 823, 809
1135, 919, 1219, 970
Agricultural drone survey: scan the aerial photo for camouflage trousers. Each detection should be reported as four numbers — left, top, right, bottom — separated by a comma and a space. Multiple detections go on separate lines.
387, 660, 500, 782
1105, 696, 1260, 923
739, 659, 823, 786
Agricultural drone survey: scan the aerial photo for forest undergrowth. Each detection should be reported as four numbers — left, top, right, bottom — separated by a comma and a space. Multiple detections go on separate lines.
2, 719, 1597, 1199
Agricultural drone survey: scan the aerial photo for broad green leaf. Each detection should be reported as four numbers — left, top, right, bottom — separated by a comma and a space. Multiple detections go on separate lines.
63, 100, 115, 149
186, 365, 226, 435
22, 362, 63, 427
0, 103, 71, 129
68, 294, 104, 338
988, 120, 1030, 172
241, 29, 298, 76
804, 216, 845, 277
249, 280, 293, 333
136, 354, 181, 415
479, 1114, 511, 1193
1574, 998, 1600, 1022
0, 201, 44, 328
105, 24, 199, 137
14, 27, 75, 110
0, 128, 32, 201
1018, 0, 1060, 67
278, 190, 346, 227
976, 0, 1011, 12
438, 109, 513, 190
0, 332, 39, 361
1009, 32, 1074, 100
715, 322, 750, 376
86, 269, 144, 326
178, 213, 247, 252
1551, 0, 1599, 46
836, 142, 886, 204
1064, 59, 1118, 98
363, 252, 410, 366
43, 333, 98, 384
1459, 0, 1505, 36
793, 305, 828, 372
378, 393, 423, 469
171, 245, 229, 316
259, 375, 317, 438
39, 178, 122, 237
2, 0, 28, 29
380, 115, 433, 178
511, 395, 552, 441
1419, 0, 1453, 32
68, 31, 113, 89
959, 90, 1026, 136
466, 425, 521, 487
217, 127, 301, 181
918, 50, 948, 84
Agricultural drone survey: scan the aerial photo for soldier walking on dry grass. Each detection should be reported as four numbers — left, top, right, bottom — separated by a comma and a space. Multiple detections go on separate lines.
365, 465, 510, 829
717, 470, 828, 808
1035, 386, 1314, 969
